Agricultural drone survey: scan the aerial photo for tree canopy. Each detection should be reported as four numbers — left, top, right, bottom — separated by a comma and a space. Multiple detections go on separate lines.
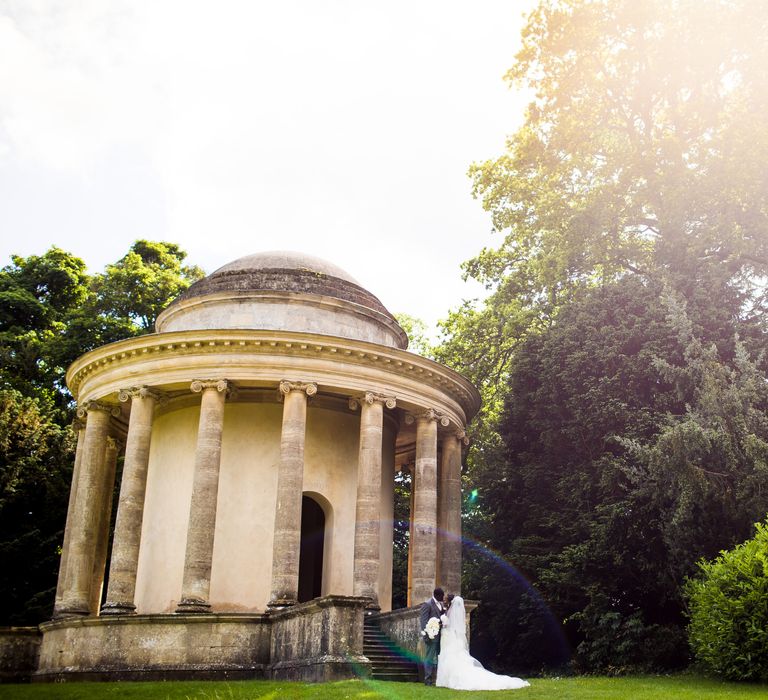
0, 240, 203, 624
442, 0, 768, 409
439, 0, 768, 674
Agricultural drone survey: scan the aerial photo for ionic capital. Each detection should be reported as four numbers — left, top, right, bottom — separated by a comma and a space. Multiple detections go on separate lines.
118, 386, 168, 404
279, 381, 317, 397
190, 379, 232, 396
106, 436, 124, 453
454, 429, 470, 446
76, 400, 121, 419
404, 408, 450, 427
348, 392, 397, 411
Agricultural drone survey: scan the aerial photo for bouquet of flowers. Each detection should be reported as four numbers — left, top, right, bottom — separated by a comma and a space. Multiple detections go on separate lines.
425, 616, 441, 640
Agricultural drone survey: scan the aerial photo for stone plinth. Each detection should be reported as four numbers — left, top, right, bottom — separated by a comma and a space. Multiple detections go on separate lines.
269, 595, 370, 681
35, 614, 270, 682
33, 595, 373, 683
0, 628, 41, 683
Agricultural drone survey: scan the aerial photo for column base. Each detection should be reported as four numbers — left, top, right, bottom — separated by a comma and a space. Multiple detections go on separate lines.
100, 601, 137, 616
267, 598, 297, 610
52, 606, 89, 620
175, 598, 212, 614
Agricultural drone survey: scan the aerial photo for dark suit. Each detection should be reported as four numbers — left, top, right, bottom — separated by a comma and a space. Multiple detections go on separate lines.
419, 597, 443, 685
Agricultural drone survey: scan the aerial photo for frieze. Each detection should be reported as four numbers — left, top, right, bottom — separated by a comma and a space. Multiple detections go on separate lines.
65, 331, 480, 419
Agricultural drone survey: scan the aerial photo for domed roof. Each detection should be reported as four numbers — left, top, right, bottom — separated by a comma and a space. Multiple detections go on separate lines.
155, 250, 408, 349
213, 251, 360, 285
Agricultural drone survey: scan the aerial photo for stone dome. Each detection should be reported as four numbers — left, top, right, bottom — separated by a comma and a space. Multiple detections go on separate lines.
155, 251, 408, 349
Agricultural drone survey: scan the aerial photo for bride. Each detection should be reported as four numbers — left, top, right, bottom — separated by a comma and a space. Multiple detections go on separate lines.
436, 596, 530, 691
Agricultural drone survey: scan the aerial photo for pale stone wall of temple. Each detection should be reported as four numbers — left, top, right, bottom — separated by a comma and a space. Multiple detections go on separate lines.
133, 400, 391, 613
304, 406, 359, 597
209, 402, 282, 611
134, 405, 197, 613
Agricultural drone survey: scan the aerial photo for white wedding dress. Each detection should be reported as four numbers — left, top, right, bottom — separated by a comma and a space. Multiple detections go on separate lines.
436, 597, 530, 691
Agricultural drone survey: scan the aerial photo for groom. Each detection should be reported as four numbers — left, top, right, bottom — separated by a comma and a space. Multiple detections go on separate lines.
419, 586, 445, 686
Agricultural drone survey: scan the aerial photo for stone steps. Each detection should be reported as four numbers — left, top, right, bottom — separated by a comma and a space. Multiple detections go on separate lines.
363, 619, 420, 683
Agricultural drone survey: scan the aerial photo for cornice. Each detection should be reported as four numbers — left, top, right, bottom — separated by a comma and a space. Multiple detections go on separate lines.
65, 329, 481, 420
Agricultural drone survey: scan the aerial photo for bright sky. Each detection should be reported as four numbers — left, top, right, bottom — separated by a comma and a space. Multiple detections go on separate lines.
0, 1, 534, 335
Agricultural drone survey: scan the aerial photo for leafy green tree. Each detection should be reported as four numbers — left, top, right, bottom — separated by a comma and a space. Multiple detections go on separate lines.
93, 240, 204, 332
0, 248, 90, 408
394, 313, 433, 358
0, 241, 205, 411
461, 277, 768, 672
474, 0, 768, 290
464, 279, 684, 671
0, 390, 75, 624
0, 240, 204, 624
438, 0, 768, 672
625, 293, 768, 583
443, 0, 768, 403
391, 470, 411, 610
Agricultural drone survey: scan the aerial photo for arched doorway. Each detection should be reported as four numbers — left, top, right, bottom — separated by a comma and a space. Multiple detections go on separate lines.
298, 495, 325, 602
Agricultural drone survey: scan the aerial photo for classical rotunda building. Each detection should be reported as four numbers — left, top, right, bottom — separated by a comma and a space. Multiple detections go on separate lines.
33, 251, 480, 681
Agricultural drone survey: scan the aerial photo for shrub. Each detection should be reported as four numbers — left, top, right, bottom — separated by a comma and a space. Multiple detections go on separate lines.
572, 600, 688, 674
684, 519, 768, 681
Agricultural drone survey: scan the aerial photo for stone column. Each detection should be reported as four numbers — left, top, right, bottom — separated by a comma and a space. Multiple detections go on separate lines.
437, 429, 467, 595
176, 379, 230, 613
409, 409, 448, 604
102, 387, 162, 615
349, 392, 396, 609
53, 419, 86, 616
89, 436, 120, 614
56, 401, 117, 617
269, 380, 317, 607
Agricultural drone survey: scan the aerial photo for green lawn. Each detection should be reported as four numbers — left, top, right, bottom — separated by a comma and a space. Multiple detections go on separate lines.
0, 676, 766, 699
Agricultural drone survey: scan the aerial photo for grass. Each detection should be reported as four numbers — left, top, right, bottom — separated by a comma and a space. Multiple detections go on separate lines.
1, 675, 767, 699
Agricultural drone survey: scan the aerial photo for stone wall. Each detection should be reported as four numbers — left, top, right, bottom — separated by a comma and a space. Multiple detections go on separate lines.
0, 628, 41, 683
31, 595, 371, 683
374, 605, 422, 659
36, 614, 270, 681
269, 595, 370, 681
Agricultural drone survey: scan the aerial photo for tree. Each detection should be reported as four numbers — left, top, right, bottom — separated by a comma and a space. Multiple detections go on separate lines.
463, 277, 768, 672
437, 0, 768, 671
0, 240, 204, 624
0, 390, 75, 624
443, 0, 768, 402
391, 470, 411, 610
0, 248, 90, 408
93, 240, 204, 332
394, 313, 433, 358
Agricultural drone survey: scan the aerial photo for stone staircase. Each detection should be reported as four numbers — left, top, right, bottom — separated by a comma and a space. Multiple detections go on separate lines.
363, 617, 420, 683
